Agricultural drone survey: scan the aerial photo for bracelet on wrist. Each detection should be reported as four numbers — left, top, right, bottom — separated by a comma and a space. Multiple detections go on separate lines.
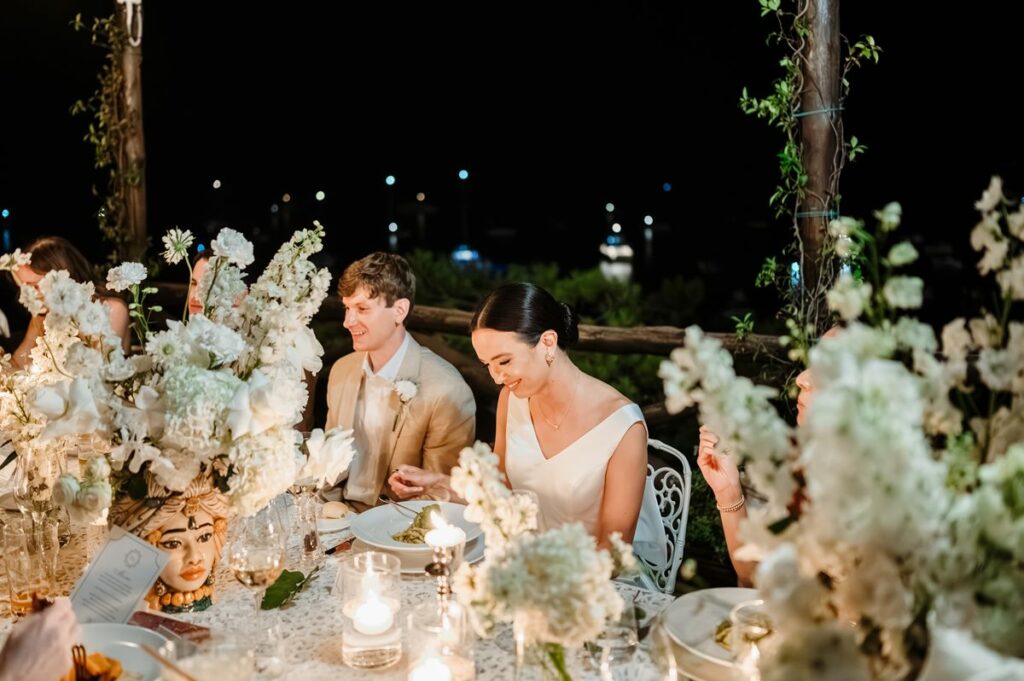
716, 495, 746, 513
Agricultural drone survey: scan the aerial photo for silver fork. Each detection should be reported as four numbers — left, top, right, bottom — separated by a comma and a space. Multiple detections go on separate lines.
377, 494, 419, 518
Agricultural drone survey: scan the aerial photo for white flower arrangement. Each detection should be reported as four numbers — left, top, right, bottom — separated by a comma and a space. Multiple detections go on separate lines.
661, 178, 1024, 678
0, 223, 355, 523
450, 442, 634, 678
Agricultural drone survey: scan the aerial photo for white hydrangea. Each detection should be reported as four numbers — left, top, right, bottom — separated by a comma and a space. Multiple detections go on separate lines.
224, 427, 297, 517
105, 262, 147, 292
975, 176, 1005, 212
210, 227, 255, 268
184, 315, 246, 367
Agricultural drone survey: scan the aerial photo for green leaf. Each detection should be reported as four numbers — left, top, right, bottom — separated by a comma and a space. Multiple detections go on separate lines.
261, 569, 315, 610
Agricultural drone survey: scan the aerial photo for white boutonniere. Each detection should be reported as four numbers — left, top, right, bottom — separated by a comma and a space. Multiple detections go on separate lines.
392, 379, 418, 430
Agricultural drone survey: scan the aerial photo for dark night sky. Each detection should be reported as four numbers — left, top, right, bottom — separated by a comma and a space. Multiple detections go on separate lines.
2, 1, 1023, 325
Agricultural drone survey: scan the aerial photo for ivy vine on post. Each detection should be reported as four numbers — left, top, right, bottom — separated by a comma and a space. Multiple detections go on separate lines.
740, 0, 880, 370
70, 1, 148, 266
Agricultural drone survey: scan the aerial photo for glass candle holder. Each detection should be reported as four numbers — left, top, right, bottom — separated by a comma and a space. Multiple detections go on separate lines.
339, 551, 402, 669
407, 600, 475, 681
729, 599, 773, 681
424, 514, 466, 598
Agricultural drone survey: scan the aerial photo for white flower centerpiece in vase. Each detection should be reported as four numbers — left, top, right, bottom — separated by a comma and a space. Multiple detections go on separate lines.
0, 223, 356, 613
659, 178, 1024, 680
450, 443, 636, 681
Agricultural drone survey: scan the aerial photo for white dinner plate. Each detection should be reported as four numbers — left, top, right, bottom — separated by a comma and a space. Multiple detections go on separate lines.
351, 534, 486, 575
78, 622, 171, 681
316, 515, 353, 533
661, 587, 758, 667
350, 500, 482, 553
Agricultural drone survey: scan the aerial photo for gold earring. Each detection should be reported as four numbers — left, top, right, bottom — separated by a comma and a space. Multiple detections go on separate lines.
545, 351, 554, 367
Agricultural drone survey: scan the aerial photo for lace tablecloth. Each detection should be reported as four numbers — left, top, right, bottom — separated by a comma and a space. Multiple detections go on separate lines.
0, 524, 676, 680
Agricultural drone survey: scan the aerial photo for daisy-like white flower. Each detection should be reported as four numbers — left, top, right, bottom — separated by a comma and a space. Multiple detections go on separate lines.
161, 228, 195, 265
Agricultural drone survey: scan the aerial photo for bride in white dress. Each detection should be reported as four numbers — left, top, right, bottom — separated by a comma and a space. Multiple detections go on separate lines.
389, 282, 665, 564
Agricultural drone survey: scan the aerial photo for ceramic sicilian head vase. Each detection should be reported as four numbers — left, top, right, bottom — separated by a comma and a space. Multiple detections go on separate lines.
109, 476, 229, 613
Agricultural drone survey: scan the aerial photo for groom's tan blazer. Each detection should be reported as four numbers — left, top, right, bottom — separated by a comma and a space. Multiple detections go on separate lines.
325, 334, 476, 509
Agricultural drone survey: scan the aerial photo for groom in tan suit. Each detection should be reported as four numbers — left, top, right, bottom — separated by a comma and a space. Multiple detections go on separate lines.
325, 252, 476, 510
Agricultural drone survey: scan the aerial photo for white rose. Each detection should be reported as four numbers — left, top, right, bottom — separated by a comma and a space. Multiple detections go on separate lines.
51, 474, 81, 507
75, 482, 113, 517
84, 456, 111, 482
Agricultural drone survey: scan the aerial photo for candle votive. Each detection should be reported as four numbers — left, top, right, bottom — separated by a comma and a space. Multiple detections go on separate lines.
407, 600, 475, 681
339, 551, 402, 669
729, 599, 773, 681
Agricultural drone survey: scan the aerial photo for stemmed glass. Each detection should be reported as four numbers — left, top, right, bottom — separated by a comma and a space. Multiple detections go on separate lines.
227, 503, 288, 619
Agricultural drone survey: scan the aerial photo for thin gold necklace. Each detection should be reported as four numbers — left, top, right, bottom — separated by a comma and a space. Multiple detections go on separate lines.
536, 372, 580, 431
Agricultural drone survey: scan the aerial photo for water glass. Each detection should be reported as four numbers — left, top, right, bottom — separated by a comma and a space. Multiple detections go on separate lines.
729, 599, 773, 681
586, 600, 639, 675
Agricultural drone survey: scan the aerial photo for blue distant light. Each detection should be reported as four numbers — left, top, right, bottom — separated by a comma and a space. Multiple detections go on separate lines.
385, 175, 396, 186
662, 182, 672, 193
458, 169, 469, 181
605, 235, 623, 246
1, 209, 8, 219
452, 244, 480, 264
196, 243, 206, 253
790, 261, 801, 287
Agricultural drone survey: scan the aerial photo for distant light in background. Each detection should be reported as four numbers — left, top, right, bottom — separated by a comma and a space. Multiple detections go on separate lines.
315, 190, 326, 202
282, 193, 292, 203
458, 169, 469, 181
612, 223, 622, 233
452, 244, 480, 264
605, 203, 615, 213
790, 261, 800, 288
388, 222, 398, 233
644, 227, 653, 240
385, 175, 396, 186
271, 204, 280, 214
643, 215, 653, 226
1, 209, 8, 219
662, 182, 672, 193
212, 179, 221, 189
196, 243, 206, 253
416, 192, 426, 202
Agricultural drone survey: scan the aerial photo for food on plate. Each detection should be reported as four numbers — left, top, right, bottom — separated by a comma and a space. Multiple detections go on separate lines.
391, 503, 441, 544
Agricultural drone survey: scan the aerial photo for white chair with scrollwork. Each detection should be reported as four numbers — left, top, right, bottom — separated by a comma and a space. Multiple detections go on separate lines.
636, 438, 691, 594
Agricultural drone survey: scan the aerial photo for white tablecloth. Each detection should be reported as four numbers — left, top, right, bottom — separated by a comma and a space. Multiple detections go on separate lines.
1, 524, 677, 680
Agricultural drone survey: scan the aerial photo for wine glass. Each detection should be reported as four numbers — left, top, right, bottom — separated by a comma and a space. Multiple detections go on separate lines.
227, 504, 288, 618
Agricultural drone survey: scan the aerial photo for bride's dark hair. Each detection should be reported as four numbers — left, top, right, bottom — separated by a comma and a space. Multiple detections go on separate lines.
470, 282, 579, 348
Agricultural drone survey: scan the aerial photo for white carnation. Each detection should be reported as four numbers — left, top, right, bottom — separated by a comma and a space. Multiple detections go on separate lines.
105, 262, 147, 292
210, 228, 255, 268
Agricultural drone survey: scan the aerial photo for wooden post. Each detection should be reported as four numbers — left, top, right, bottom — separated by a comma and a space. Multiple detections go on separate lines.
797, 0, 840, 323
116, 0, 148, 261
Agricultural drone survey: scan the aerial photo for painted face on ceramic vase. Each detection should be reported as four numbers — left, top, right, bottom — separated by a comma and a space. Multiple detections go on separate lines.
187, 257, 208, 316
341, 285, 409, 354
473, 328, 555, 399
155, 508, 218, 592
793, 326, 842, 426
